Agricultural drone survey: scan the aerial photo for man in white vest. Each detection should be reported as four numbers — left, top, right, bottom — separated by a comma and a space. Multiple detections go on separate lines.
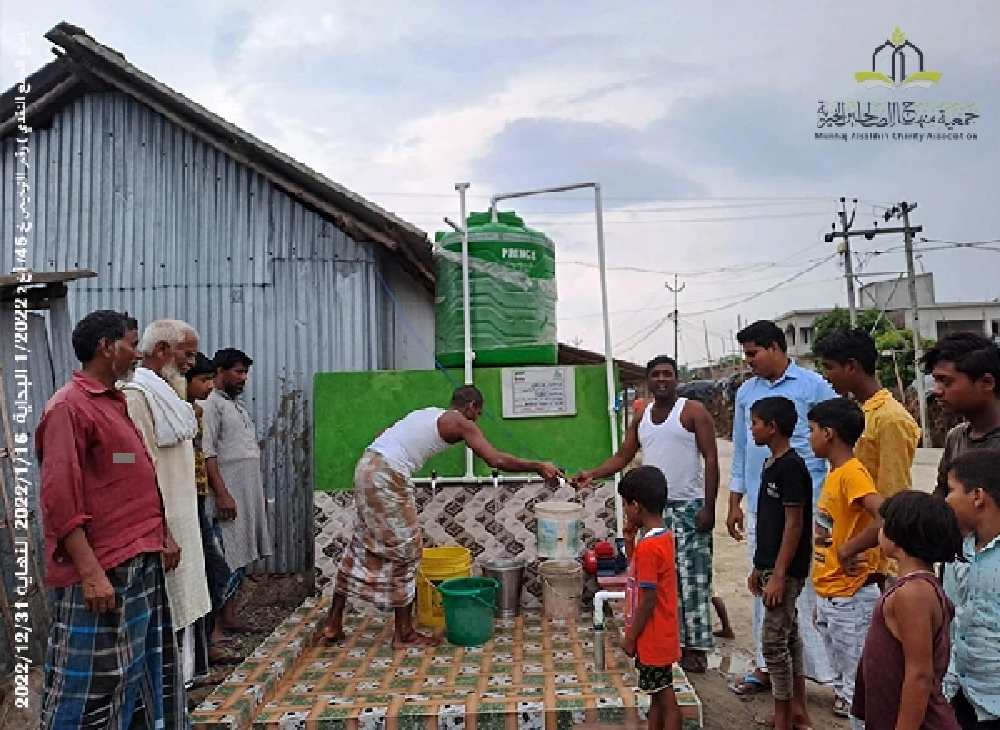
321, 385, 562, 649
573, 356, 720, 673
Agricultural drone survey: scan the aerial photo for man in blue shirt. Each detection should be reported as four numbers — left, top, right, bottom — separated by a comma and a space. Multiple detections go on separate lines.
726, 320, 837, 697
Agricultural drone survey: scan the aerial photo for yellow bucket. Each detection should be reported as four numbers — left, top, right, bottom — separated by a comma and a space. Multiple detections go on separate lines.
416, 546, 472, 628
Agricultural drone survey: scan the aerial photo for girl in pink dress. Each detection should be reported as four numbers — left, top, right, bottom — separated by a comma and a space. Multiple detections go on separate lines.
853, 491, 964, 730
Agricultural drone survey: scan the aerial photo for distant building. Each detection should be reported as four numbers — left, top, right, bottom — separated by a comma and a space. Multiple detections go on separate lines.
775, 273, 1000, 359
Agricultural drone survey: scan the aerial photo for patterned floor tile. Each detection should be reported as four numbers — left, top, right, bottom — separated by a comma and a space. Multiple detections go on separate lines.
193, 599, 703, 730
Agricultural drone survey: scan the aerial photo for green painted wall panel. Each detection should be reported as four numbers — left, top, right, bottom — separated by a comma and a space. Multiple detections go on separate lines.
313, 365, 616, 491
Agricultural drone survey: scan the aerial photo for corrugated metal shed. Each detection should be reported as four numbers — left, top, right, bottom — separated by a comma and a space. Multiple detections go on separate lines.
0, 310, 57, 675
0, 89, 434, 581
0, 24, 437, 603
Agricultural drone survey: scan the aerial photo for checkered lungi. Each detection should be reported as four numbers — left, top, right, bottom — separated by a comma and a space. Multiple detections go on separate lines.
664, 498, 714, 652
334, 450, 423, 610
40, 552, 188, 730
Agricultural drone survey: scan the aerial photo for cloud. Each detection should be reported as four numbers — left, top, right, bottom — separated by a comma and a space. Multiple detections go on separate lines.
3, 0, 999, 369
472, 118, 704, 207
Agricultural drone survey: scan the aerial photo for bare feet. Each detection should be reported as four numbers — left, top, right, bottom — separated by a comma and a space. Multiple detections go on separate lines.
713, 627, 736, 639
321, 627, 346, 645
392, 630, 441, 649
321, 593, 348, 645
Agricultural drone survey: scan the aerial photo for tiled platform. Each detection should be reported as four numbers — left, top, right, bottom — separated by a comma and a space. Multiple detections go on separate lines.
191, 597, 703, 730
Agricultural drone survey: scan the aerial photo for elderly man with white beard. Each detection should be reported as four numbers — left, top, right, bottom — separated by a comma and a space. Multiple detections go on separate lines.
123, 319, 212, 686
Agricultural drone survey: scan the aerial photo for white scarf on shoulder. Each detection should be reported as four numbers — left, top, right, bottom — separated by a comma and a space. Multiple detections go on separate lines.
122, 367, 198, 447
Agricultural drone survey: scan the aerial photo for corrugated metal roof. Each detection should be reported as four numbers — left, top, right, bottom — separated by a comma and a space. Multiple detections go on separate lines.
0, 21, 434, 290
557, 342, 645, 385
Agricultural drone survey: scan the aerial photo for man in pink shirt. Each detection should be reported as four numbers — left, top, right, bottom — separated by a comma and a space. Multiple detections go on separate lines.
37, 310, 187, 730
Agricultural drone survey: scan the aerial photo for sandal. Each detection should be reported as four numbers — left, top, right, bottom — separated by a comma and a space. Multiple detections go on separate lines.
209, 645, 246, 665
833, 697, 850, 718
729, 673, 771, 696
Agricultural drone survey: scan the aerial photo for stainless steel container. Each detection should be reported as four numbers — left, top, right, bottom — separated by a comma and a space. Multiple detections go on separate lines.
481, 557, 526, 618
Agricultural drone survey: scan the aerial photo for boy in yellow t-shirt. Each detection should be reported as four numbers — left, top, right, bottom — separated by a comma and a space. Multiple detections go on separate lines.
807, 397, 885, 723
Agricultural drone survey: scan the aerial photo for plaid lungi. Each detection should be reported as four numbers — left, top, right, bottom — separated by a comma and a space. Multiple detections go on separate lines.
211, 518, 245, 607
664, 498, 714, 652
334, 450, 422, 610
41, 552, 188, 730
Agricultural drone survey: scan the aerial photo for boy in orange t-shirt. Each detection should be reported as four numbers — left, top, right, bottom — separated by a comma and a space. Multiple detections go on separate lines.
620, 466, 682, 730
807, 397, 885, 723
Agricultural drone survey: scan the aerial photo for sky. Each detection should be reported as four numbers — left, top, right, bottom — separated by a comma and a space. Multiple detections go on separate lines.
3, 1, 999, 368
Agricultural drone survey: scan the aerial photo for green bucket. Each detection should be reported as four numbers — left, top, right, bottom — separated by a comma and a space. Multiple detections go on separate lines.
437, 577, 499, 646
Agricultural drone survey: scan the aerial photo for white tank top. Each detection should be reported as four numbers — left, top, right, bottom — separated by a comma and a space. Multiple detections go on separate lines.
637, 398, 705, 502
369, 407, 452, 477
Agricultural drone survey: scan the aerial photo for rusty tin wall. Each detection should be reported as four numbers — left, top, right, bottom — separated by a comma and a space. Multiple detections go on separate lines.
0, 90, 433, 584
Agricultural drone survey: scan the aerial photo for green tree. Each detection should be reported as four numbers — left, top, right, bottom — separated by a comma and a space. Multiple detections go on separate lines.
812, 306, 891, 347
874, 329, 936, 393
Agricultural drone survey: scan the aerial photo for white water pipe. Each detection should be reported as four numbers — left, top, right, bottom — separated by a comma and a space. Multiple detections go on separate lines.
411, 474, 546, 486
593, 590, 625, 627
489, 182, 623, 537
592, 590, 625, 670
456, 182, 475, 479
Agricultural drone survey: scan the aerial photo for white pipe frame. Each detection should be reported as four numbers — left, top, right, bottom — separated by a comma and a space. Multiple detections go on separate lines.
456, 183, 476, 479
488, 182, 624, 537
592, 589, 625, 670
411, 474, 546, 486
592, 590, 625, 627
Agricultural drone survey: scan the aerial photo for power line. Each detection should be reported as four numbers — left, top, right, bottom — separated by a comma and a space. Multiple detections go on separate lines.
560, 275, 844, 320
601, 240, 836, 347
612, 256, 838, 352
556, 253, 833, 278
390, 201, 839, 215
361, 192, 892, 203
919, 237, 1000, 250
866, 240, 1000, 257
684, 255, 839, 317
616, 314, 673, 354
409, 210, 836, 225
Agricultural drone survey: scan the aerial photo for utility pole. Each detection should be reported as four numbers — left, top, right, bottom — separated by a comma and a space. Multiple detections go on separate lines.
666, 274, 685, 362
704, 321, 713, 378
826, 204, 930, 447
827, 197, 859, 326
897, 201, 932, 448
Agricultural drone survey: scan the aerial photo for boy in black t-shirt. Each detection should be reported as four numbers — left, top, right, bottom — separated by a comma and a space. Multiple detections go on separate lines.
747, 396, 814, 730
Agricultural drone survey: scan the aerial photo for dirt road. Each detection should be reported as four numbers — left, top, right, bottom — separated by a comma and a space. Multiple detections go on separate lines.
691, 440, 942, 729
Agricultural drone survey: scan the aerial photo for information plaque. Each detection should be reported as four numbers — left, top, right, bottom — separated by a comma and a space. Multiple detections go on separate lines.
500, 366, 577, 418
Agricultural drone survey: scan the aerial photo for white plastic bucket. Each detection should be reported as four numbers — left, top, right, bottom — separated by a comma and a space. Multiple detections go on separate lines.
538, 559, 583, 619
535, 500, 583, 559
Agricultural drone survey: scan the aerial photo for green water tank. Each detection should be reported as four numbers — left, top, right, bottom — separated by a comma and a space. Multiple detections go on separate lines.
435, 210, 557, 368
